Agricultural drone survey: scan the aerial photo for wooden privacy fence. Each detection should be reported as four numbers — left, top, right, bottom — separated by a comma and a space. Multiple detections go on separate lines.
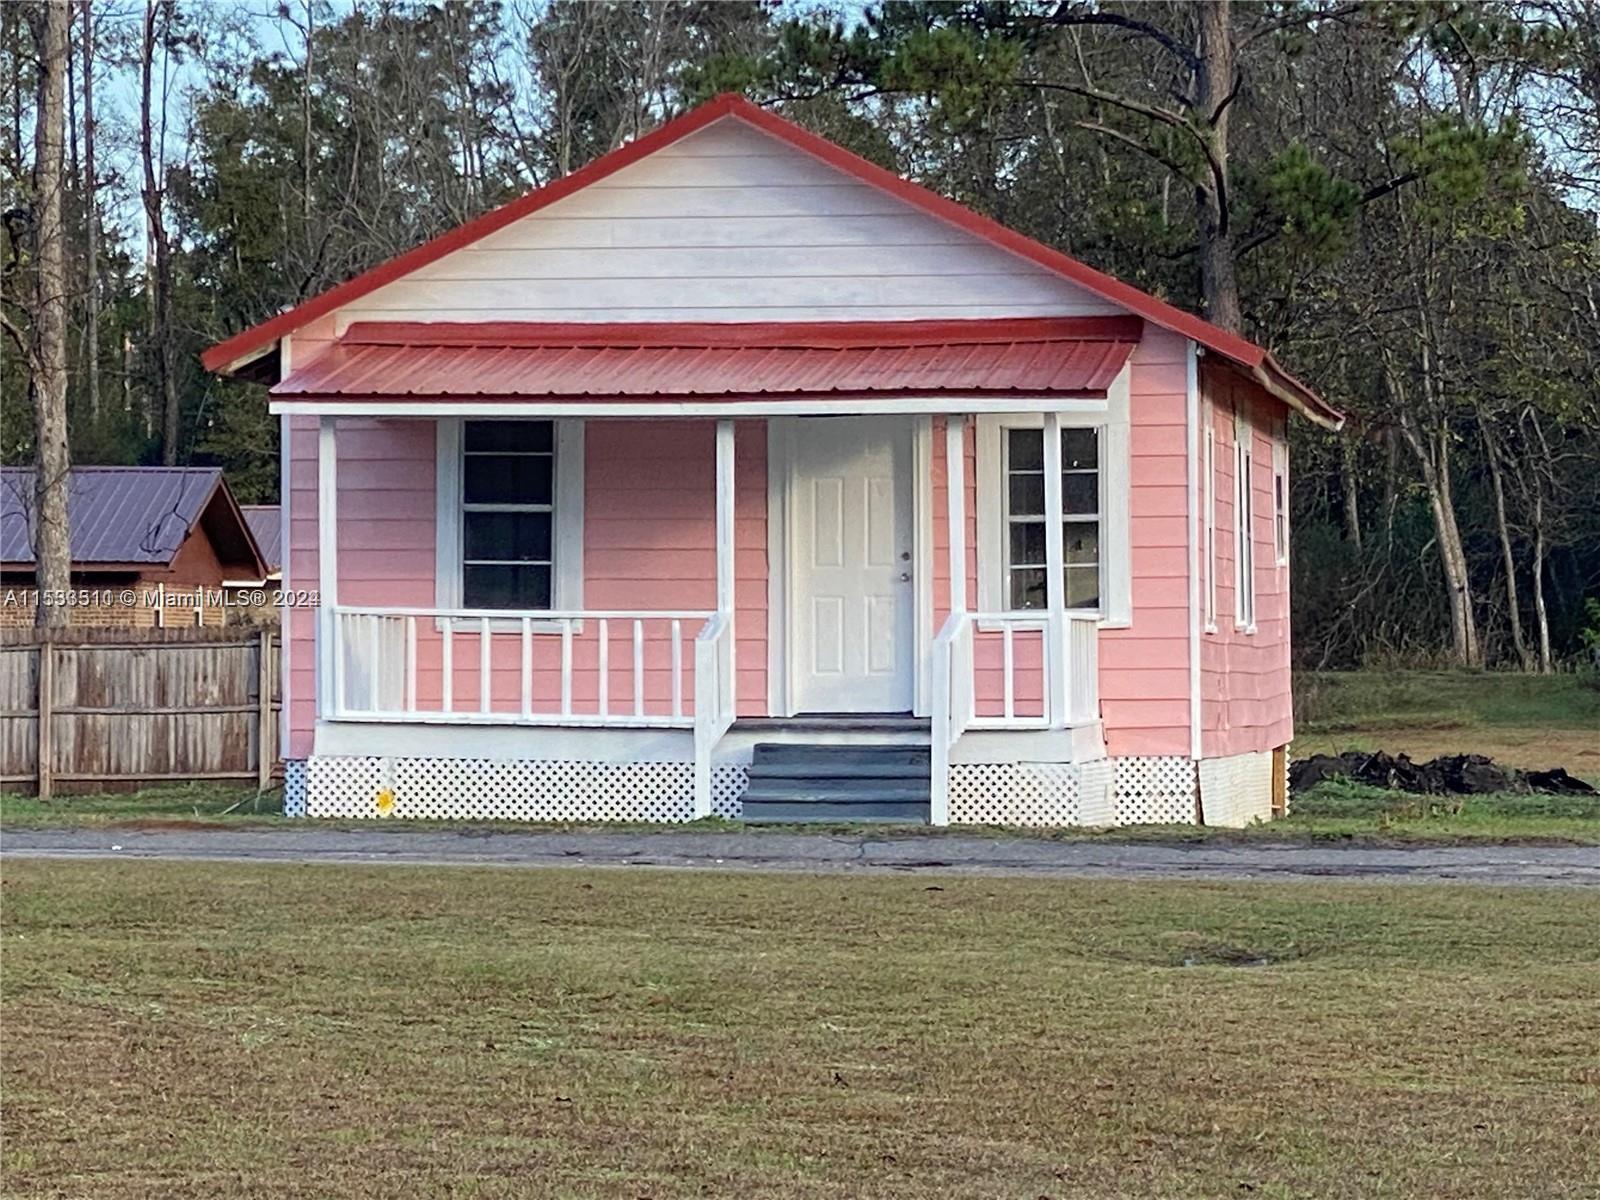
0, 627, 280, 798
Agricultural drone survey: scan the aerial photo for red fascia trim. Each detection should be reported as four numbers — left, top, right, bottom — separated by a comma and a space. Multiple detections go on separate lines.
200, 94, 748, 372
339, 315, 1145, 350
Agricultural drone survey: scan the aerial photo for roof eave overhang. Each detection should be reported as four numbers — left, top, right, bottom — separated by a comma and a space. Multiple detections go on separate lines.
268, 392, 1113, 418
1250, 354, 1344, 430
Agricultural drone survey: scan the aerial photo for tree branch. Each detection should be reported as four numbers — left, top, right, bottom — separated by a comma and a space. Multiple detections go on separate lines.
1035, 6, 1200, 72
0, 311, 41, 375
1073, 119, 1195, 183
1238, 3, 1364, 51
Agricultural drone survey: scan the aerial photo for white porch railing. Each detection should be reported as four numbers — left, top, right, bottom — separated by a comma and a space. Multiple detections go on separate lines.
322, 605, 719, 727
322, 603, 736, 817
930, 610, 1100, 823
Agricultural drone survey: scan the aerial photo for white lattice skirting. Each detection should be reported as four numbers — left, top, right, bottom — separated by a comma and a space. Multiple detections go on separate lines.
281, 750, 1275, 827
1114, 756, 1199, 825
298, 756, 747, 822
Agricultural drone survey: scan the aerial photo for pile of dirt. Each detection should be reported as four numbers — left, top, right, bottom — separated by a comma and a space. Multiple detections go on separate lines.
1290, 751, 1597, 797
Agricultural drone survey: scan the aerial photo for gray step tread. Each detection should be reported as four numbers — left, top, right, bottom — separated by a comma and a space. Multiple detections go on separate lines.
752, 744, 930, 766
742, 782, 930, 804
747, 762, 928, 781
742, 800, 930, 823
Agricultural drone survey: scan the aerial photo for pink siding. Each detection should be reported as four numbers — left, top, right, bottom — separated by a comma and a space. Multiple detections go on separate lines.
1102, 330, 1194, 757
924, 329, 1197, 750
279, 326, 1289, 762
1199, 364, 1293, 756
583, 419, 767, 717
283, 414, 766, 755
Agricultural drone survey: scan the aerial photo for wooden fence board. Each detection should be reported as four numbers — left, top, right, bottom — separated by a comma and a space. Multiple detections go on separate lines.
0, 629, 281, 795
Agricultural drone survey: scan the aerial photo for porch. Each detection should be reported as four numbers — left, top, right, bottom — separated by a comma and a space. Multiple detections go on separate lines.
278, 317, 1137, 823
309, 408, 1107, 823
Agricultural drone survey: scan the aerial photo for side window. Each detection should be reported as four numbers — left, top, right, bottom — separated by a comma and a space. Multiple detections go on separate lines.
1233, 405, 1256, 629
1204, 411, 1217, 630
1273, 438, 1289, 565
461, 420, 555, 609
1002, 426, 1101, 611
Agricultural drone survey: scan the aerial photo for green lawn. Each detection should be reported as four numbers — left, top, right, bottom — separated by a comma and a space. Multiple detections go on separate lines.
2, 861, 1596, 1198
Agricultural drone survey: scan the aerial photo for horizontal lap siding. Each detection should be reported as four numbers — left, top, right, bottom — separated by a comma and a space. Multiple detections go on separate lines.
285, 416, 769, 752
335, 121, 1118, 326
281, 115, 1143, 750
930, 330, 1195, 752
1200, 365, 1292, 756
1102, 331, 1191, 757
582, 420, 768, 717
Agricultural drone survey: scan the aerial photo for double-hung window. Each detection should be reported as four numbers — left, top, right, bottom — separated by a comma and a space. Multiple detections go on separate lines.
1002, 426, 1101, 611
436, 417, 584, 618
462, 420, 556, 609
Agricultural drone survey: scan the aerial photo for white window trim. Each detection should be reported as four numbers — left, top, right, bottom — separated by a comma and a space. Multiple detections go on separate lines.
435, 417, 584, 629
975, 366, 1131, 626
1203, 406, 1218, 633
1233, 402, 1256, 633
1272, 436, 1290, 567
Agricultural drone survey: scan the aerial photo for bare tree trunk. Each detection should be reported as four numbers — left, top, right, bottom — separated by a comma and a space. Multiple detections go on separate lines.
140, 0, 178, 464
1340, 433, 1363, 552
1397, 410, 1480, 666
1194, 0, 1240, 331
1479, 417, 1530, 669
80, 0, 98, 421
301, 0, 312, 224
1523, 411, 1555, 673
30, 0, 73, 628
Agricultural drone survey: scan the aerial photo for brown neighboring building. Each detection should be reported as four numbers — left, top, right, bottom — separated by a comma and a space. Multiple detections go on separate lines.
0, 467, 269, 627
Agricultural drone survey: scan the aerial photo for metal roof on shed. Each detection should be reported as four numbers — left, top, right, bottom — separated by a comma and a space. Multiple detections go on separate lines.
1, 467, 224, 565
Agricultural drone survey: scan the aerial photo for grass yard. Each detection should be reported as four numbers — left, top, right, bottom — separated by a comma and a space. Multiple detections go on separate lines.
1294, 670, 1600, 775
3, 861, 1598, 1198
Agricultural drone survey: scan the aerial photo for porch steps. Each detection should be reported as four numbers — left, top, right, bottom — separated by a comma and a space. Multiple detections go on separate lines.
740, 744, 931, 823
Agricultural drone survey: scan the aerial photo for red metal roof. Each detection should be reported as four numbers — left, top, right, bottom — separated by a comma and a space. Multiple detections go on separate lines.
272, 317, 1143, 401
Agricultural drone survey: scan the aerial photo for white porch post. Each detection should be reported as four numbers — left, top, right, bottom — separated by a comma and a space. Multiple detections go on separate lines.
694, 418, 736, 819
1042, 410, 1070, 728
317, 416, 339, 719
716, 420, 736, 616
945, 415, 967, 616
932, 414, 967, 829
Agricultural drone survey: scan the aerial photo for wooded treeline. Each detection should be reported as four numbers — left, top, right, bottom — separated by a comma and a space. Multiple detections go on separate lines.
3, 1, 1597, 665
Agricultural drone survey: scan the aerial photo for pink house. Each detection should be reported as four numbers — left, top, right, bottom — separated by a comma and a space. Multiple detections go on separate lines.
204, 95, 1340, 827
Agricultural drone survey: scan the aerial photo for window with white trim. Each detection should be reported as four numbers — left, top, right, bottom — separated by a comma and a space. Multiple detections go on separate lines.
462, 420, 555, 608
436, 418, 584, 615
1204, 411, 1217, 630
1002, 426, 1101, 610
1272, 437, 1289, 565
1233, 405, 1256, 629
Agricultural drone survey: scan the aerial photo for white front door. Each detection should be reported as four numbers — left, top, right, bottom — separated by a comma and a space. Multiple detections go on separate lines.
790, 416, 915, 713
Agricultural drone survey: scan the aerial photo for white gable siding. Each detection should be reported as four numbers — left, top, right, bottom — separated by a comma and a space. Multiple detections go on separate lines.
336, 118, 1120, 326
